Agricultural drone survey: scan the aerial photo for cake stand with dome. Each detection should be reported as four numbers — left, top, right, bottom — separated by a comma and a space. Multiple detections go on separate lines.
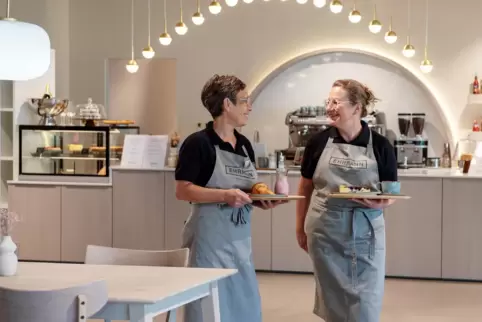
74, 98, 106, 127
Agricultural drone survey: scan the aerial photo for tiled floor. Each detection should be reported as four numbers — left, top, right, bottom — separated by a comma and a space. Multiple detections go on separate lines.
258, 273, 482, 322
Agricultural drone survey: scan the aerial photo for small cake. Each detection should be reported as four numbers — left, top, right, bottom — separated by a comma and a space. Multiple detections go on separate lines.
68, 144, 83, 153
339, 185, 371, 193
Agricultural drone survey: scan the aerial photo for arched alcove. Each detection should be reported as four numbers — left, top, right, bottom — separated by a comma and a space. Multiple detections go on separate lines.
243, 49, 451, 158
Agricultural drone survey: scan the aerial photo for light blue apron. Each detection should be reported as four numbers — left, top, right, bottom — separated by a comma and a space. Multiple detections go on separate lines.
305, 131, 386, 322
181, 145, 261, 322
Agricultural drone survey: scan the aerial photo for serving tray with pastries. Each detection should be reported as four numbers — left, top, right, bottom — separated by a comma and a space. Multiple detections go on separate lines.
249, 183, 305, 201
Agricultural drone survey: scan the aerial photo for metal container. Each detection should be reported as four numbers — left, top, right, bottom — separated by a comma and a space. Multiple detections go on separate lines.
426, 157, 440, 168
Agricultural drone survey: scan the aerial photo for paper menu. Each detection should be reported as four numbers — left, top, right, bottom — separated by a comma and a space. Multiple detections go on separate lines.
120, 135, 168, 169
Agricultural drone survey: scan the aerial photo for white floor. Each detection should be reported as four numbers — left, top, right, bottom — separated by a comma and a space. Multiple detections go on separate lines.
258, 273, 482, 322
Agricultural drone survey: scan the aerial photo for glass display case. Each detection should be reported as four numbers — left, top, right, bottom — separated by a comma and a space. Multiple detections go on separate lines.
19, 125, 113, 178
107, 125, 140, 167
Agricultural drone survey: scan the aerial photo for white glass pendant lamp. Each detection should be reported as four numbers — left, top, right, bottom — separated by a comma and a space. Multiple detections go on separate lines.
0, 0, 51, 80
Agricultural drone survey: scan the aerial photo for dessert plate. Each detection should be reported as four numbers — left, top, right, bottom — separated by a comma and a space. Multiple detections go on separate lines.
329, 193, 411, 200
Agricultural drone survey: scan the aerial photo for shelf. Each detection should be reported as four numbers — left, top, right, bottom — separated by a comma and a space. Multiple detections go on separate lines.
0, 157, 14, 161
0, 108, 13, 112
22, 156, 120, 161
467, 94, 482, 105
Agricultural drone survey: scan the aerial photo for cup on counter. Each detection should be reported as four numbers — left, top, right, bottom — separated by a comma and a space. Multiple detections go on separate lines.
378, 181, 401, 195
461, 153, 473, 174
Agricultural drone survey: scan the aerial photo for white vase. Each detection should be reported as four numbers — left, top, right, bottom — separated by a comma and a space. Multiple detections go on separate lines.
0, 236, 18, 276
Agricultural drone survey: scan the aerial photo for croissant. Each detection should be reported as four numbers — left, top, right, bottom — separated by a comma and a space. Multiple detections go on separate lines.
252, 182, 275, 195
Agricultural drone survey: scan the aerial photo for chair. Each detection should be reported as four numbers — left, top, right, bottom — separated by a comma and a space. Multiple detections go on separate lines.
85, 245, 189, 322
0, 280, 108, 322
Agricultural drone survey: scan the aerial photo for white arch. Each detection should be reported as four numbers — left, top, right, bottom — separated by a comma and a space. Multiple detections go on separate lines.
249, 46, 456, 145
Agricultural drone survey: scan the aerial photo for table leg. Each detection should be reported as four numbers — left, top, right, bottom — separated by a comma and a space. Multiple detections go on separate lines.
201, 281, 221, 322
166, 310, 177, 322
129, 304, 153, 322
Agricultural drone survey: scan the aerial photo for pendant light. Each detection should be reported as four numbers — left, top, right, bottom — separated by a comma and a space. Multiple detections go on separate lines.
209, 0, 222, 14
142, 0, 155, 59
402, 0, 415, 58
225, 0, 238, 6
384, 16, 397, 44
297, 0, 308, 4
175, 0, 188, 35
313, 0, 326, 8
420, 0, 433, 73
126, 0, 139, 73
244, 0, 254, 3
329, 0, 343, 13
0, 0, 51, 80
368, 4, 382, 33
159, 0, 172, 46
192, 0, 205, 25
348, 0, 361, 23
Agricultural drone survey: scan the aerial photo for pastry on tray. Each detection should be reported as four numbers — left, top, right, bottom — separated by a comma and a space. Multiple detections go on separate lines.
338, 184, 374, 193
252, 182, 275, 195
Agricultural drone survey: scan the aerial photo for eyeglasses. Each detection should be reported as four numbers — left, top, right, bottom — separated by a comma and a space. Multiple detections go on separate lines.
325, 98, 349, 106
238, 96, 252, 105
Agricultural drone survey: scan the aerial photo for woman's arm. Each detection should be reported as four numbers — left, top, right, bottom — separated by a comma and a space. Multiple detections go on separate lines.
176, 181, 252, 207
296, 177, 314, 231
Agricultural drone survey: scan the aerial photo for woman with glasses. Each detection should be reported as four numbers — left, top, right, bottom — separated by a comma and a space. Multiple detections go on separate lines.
175, 74, 281, 322
296, 79, 398, 322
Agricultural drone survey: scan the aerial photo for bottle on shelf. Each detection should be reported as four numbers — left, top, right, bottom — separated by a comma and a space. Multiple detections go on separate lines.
473, 120, 480, 132
274, 153, 289, 195
473, 74, 480, 94
43, 84, 53, 99
441, 142, 452, 168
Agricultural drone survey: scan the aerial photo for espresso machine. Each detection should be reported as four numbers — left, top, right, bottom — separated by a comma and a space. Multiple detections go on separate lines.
394, 113, 429, 168
279, 106, 331, 166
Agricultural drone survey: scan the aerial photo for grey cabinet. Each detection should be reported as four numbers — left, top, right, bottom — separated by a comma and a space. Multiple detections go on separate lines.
112, 170, 165, 251
8, 184, 61, 261
61, 186, 112, 262
442, 178, 482, 280
385, 177, 443, 278
271, 175, 313, 272
164, 172, 191, 250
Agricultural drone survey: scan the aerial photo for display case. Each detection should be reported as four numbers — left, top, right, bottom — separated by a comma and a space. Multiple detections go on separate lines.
19, 125, 113, 179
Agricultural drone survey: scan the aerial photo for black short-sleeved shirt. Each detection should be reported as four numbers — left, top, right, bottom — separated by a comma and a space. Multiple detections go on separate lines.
301, 121, 398, 182
175, 121, 256, 187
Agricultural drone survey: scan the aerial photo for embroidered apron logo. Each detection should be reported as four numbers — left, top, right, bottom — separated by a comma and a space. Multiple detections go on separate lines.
225, 165, 256, 179
329, 157, 367, 169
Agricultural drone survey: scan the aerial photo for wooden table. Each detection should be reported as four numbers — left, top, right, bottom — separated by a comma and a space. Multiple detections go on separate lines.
0, 262, 237, 322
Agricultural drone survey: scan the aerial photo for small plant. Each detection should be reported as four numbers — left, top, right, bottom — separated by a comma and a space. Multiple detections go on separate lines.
0, 209, 19, 236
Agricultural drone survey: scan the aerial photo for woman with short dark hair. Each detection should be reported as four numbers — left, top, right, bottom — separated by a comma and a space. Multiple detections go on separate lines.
175, 74, 279, 322
296, 79, 398, 322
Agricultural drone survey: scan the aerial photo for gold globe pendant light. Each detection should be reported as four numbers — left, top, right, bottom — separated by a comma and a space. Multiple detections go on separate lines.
368, 4, 382, 33
126, 0, 139, 73
420, 0, 433, 73
384, 16, 397, 44
313, 0, 327, 8
402, 0, 415, 58
244, 0, 254, 3
209, 0, 222, 14
192, 0, 205, 25
225, 0, 239, 6
297, 0, 309, 5
159, 0, 172, 46
348, 0, 361, 23
175, 0, 188, 35
330, 0, 343, 13
142, 0, 155, 59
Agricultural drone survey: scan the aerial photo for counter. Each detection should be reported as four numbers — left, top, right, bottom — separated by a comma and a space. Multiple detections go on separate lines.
7, 167, 482, 281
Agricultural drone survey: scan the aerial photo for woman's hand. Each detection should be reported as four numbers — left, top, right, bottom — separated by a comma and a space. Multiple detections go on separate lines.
296, 226, 308, 253
224, 189, 252, 208
254, 200, 288, 210
351, 198, 396, 209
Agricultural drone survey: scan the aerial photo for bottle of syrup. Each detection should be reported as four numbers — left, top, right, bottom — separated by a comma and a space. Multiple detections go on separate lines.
473, 120, 480, 132
473, 75, 480, 94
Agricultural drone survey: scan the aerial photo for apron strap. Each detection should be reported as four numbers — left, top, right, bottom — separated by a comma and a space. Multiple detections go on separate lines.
351, 210, 376, 260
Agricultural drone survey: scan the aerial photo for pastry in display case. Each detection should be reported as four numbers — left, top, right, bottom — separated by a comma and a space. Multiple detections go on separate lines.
19, 125, 113, 178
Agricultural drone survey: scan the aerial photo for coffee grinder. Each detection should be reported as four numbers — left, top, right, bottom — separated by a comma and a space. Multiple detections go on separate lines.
394, 113, 429, 168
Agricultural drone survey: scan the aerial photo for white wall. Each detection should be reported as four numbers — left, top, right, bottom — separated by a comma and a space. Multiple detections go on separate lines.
6, 0, 482, 148
243, 50, 448, 157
